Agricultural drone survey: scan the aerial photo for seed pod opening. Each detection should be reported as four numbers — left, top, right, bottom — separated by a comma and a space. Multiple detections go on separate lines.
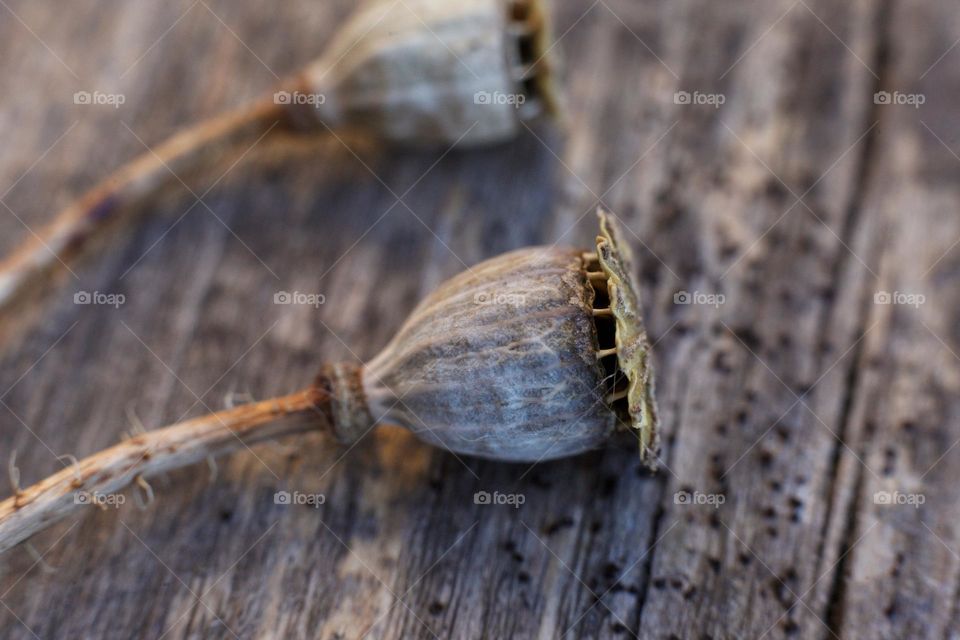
506, 0, 560, 120
340, 210, 658, 466
592, 210, 659, 466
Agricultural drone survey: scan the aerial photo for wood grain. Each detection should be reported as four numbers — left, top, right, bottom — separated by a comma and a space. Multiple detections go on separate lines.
0, 0, 957, 638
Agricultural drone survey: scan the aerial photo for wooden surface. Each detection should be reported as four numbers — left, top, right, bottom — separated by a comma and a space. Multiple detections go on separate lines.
0, 0, 958, 638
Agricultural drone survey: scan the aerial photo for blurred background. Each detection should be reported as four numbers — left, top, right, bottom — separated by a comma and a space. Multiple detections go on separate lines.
1, 0, 958, 638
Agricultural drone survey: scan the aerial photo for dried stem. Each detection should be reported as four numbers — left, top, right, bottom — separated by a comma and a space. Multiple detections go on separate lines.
0, 386, 328, 554
0, 97, 291, 312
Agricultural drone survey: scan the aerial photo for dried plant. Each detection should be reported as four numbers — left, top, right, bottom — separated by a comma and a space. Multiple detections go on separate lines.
0, 0, 558, 312
0, 210, 656, 554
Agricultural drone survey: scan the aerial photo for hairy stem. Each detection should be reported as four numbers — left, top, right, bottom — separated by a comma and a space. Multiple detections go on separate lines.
0, 97, 291, 312
0, 386, 329, 554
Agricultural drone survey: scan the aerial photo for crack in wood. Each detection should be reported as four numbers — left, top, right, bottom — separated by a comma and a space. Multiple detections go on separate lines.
819, 0, 894, 635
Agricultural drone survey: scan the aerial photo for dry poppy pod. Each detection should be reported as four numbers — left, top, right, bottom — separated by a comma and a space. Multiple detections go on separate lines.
290, 0, 559, 145
350, 211, 657, 461
0, 0, 559, 312
0, 211, 656, 553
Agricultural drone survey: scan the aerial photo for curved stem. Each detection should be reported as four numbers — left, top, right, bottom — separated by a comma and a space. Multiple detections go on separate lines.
0, 386, 328, 554
0, 97, 291, 312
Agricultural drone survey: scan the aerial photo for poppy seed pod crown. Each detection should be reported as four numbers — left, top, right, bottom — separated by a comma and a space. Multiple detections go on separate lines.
322, 210, 659, 466
291, 0, 560, 146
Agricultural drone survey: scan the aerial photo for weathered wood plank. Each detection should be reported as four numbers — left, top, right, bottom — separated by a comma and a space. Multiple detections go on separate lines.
599, 1, 886, 638
815, 2, 960, 638
1, 1, 957, 639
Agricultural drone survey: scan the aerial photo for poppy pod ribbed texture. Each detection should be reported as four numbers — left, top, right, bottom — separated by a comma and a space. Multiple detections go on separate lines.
325, 210, 659, 466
